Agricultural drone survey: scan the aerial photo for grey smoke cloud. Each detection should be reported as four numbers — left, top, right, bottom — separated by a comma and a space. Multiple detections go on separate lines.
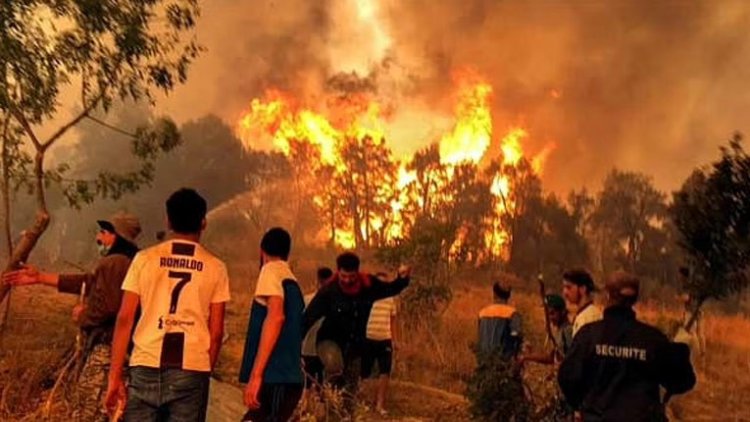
157, 0, 750, 194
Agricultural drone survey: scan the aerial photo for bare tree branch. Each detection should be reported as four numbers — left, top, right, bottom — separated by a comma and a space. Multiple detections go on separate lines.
84, 115, 137, 138
41, 93, 104, 151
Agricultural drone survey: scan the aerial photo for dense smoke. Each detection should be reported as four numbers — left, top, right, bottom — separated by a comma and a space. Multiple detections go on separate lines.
157, 0, 750, 193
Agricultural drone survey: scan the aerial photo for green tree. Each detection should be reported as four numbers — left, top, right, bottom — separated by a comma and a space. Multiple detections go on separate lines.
0, 0, 201, 304
591, 169, 667, 274
671, 134, 750, 329
508, 193, 590, 281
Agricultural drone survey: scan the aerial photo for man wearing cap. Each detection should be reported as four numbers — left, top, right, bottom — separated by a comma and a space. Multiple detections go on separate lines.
477, 282, 522, 359
3, 211, 141, 421
562, 269, 602, 338
522, 294, 573, 365
558, 272, 696, 422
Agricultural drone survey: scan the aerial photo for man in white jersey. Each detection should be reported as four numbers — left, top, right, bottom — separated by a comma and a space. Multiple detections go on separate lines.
105, 188, 231, 421
562, 269, 602, 338
361, 293, 397, 416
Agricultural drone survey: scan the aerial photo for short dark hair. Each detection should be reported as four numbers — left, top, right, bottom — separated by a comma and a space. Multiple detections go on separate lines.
166, 188, 207, 234
317, 267, 333, 284
493, 282, 511, 300
336, 252, 360, 272
563, 269, 595, 293
260, 227, 291, 260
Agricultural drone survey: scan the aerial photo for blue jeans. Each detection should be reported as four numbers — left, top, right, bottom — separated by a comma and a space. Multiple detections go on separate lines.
125, 366, 210, 422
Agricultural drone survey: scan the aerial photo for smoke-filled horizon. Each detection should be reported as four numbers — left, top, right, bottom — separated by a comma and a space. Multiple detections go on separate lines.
155, 0, 750, 194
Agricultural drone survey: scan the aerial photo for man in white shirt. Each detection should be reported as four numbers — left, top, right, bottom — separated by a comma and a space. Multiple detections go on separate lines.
362, 295, 397, 415
105, 188, 231, 421
562, 269, 602, 338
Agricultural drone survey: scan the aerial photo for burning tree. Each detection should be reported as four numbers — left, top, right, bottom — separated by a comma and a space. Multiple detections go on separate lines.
0, 0, 201, 304
237, 71, 554, 265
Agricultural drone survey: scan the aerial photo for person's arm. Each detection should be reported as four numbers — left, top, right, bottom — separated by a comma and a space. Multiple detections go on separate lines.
522, 351, 555, 365
303, 288, 329, 336
58, 272, 94, 295
244, 296, 285, 408
369, 267, 411, 301
2, 265, 62, 288
209, 302, 226, 370
76, 256, 130, 327
209, 264, 231, 370
104, 291, 140, 415
658, 341, 696, 395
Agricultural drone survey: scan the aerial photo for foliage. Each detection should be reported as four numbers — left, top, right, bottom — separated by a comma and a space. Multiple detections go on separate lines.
671, 134, 750, 304
0, 0, 201, 302
591, 169, 667, 274
47, 110, 283, 262
466, 350, 531, 421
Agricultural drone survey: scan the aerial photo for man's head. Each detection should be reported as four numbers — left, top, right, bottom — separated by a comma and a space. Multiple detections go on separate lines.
260, 227, 292, 263
336, 252, 360, 287
96, 212, 141, 253
166, 188, 207, 236
493, 281, 511, 302
562, 269, 595, 306
317, 267, 333, 286
544, 294, 568, 326
605, 271, 640, 308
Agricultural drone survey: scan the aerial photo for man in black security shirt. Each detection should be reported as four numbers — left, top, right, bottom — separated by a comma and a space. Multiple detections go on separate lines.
558, 271, 695, 422
303, 252, 410, 409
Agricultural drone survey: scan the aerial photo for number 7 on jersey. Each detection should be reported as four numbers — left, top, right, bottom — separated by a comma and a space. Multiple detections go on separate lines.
169, 271, 193, 314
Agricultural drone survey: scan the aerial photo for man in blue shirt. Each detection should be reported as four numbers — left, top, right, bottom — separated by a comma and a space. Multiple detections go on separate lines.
477, 282, 522, 359
239, 228, 304, 422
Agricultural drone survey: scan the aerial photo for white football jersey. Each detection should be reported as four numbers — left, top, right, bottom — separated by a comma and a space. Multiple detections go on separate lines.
122, 240, 231, 372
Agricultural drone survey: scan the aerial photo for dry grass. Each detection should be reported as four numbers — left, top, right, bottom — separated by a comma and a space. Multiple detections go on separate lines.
1, 263, 750, 421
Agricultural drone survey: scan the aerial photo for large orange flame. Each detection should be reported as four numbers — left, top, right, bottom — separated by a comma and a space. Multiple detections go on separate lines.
237, 71, 553, 256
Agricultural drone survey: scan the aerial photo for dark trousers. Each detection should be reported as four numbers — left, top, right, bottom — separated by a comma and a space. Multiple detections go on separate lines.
317, 341, 361, 412
242, 384, 303, 422
124, 366, 210, 422
302, 355, 324, 389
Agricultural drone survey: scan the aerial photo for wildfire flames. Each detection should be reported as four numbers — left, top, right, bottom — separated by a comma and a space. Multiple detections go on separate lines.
237, 72, 553, 257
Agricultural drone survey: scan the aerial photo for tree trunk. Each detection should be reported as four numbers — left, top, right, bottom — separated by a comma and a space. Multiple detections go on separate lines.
684, 295, 707, 333
1, 115, 11, 258
0, 151, 50, 305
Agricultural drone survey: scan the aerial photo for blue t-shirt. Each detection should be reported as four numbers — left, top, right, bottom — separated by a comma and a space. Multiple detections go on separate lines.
239, 272, 304, 384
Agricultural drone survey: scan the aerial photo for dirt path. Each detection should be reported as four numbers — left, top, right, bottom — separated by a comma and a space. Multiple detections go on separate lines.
206, 379, 470, 421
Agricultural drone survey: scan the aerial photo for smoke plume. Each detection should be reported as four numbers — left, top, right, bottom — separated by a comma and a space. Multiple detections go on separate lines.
157, 0, 750, 193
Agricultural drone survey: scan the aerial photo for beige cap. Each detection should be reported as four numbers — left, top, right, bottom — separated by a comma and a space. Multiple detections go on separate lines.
98, 212, 142, 244
605, 271, 640, 299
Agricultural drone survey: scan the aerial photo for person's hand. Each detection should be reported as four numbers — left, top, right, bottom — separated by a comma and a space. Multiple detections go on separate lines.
72, 304, 86, 323
244, 375, 263, 409
2, 265, 41, 286
397, 264, 411, 279
104, 377, 127, 417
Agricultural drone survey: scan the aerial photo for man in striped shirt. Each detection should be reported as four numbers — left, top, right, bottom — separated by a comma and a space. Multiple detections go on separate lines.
362, 294, 397, 415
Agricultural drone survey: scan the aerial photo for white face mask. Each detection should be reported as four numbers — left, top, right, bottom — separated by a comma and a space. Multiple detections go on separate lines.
97, 243, 111, 257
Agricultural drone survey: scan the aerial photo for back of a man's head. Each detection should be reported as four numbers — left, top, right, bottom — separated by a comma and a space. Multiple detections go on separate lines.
317, 267, 333, 284
166, 188, 207, 235
493, 281, 512, 301
606, 271, 640, 308
260, 227, 292, 260
336, 252, 360, 272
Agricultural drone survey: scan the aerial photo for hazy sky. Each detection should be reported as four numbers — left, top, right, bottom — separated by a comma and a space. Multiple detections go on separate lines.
153, 0, 750, 194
